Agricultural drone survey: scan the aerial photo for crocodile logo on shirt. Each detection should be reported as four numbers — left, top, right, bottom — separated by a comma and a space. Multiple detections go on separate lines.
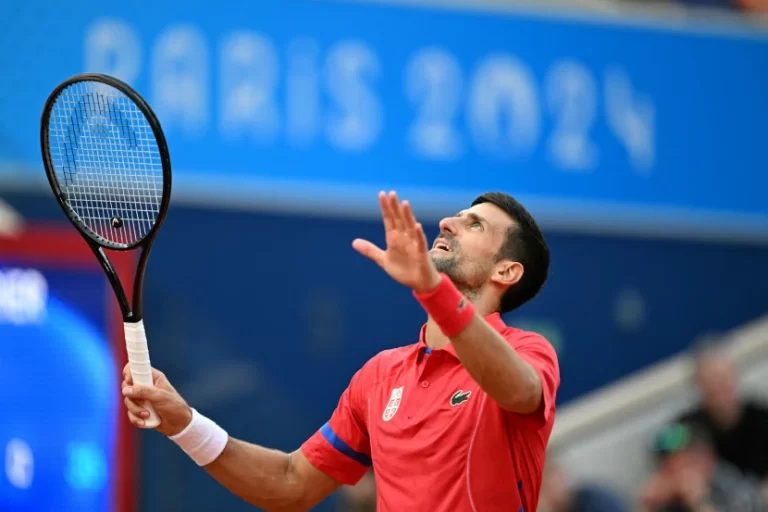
450, 390, 471, 407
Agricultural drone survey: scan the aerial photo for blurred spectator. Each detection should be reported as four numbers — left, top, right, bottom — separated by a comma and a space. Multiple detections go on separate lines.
0, 198, 22, 235
538, 458, 627, 512
336, 469, 376, 512
676, 340, 768, 493
736, 0, 768, 10
667, 0, 768, 12
672, 0, 741, 9
640, 422, 765, 512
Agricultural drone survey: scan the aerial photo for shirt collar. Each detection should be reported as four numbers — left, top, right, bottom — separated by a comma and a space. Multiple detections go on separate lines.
417, 312, 507, 358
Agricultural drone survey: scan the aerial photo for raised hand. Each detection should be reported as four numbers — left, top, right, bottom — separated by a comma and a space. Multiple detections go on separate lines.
352, 191, 441, 293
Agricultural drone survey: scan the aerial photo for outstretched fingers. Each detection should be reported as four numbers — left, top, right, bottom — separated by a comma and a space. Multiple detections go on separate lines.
401, 200, 416, 230
379, 191, 396, 233
401, 200, 428, 253
388, 191, 406, 231
352, 238, 386, 266
415, 223, 428, 254
372, 191, 428, 256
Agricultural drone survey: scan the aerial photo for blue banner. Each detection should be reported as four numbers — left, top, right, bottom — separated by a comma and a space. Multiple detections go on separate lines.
1, 1, 767, 234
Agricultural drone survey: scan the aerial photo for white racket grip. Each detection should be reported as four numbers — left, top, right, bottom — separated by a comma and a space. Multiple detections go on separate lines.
124, 321, 161, 429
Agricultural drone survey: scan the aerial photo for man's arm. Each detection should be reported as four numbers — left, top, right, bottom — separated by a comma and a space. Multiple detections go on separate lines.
121, 367, 346, 512
350, 191, 557, 416
202, 440, 341, 512
449, 315, 545, 414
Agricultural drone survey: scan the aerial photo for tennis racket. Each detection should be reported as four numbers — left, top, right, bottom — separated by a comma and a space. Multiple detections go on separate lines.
40, 73, 172, 429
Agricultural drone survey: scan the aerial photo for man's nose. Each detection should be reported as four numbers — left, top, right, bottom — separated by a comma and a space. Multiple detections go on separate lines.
438, 216, 458, 236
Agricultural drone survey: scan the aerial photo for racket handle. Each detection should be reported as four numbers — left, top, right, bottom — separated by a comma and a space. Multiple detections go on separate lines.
124, 320, 161, 429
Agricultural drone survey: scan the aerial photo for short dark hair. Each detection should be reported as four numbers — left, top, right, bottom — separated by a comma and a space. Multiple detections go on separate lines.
690, 333, 726, 364
472, 192, 549, 314
689, 334, 732, 383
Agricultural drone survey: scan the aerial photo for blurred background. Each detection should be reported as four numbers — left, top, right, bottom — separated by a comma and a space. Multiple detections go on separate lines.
1, 0, 768, 511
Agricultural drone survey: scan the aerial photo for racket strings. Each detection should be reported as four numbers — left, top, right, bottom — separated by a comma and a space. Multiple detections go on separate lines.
48, 81, 164, 248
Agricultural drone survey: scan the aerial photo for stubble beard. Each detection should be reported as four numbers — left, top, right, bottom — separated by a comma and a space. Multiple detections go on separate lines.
431, 253, 483, 301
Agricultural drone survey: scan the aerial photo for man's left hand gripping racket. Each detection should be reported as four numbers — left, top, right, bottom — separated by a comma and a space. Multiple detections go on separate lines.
40, 73, 172, 429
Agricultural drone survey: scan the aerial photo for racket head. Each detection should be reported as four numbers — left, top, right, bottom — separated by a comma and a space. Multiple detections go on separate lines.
40, 73, 172, 251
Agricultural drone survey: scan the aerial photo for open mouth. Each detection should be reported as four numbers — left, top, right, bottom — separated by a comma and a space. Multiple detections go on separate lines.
432, 240, 452, 252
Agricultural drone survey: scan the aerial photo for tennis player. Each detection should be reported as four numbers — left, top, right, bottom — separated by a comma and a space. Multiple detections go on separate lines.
122, 190, 560, 512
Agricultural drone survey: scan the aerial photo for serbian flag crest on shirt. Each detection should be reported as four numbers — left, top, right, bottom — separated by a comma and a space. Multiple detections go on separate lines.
382, 386, 404, 421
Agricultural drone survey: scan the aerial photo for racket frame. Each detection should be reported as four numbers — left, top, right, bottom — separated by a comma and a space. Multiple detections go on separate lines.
39, 72, 172, 323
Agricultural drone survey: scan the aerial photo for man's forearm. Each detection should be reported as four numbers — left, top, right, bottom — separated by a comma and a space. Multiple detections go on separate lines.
449, 315, 541, 413
203, 438, 305, 511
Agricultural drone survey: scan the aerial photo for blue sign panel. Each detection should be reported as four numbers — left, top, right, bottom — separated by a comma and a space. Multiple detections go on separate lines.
0, 263, 118, 511
1, 1, 767, 233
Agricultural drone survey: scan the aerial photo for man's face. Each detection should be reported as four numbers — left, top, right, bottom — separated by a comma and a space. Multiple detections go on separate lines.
660, 447, 713, 484
695, 356, 740, 421
430, 202, 516, 292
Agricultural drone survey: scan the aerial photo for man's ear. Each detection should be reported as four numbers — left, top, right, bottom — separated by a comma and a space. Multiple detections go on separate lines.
492, 260, 523, 288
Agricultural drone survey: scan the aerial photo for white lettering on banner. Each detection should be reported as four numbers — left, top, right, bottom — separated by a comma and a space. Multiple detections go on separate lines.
545, 60, 599, 172
325, 41, 382, 153
405, 47, 464, 160
220, 32, 280, 143
84, 19, 142, 84
81, 20, 657, 174
605, 67, 656, 175
5, 439, 34, 490
0, 268, 48, 325
152, 25, 209, 138
286, 38, 321, 148
468, 54, 540, 160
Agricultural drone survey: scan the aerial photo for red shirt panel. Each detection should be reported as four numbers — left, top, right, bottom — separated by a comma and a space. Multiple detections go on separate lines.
300, 313, 560, 511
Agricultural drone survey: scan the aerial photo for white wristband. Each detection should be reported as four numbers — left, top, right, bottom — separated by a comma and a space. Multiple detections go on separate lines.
169, 408, 229, 466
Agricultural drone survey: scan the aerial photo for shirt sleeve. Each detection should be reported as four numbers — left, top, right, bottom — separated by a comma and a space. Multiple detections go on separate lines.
300, 365, 372, 486
509, 333, 560, 429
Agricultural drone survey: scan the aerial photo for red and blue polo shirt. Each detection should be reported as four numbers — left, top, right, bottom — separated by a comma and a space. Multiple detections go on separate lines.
301, 313, 560, 512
